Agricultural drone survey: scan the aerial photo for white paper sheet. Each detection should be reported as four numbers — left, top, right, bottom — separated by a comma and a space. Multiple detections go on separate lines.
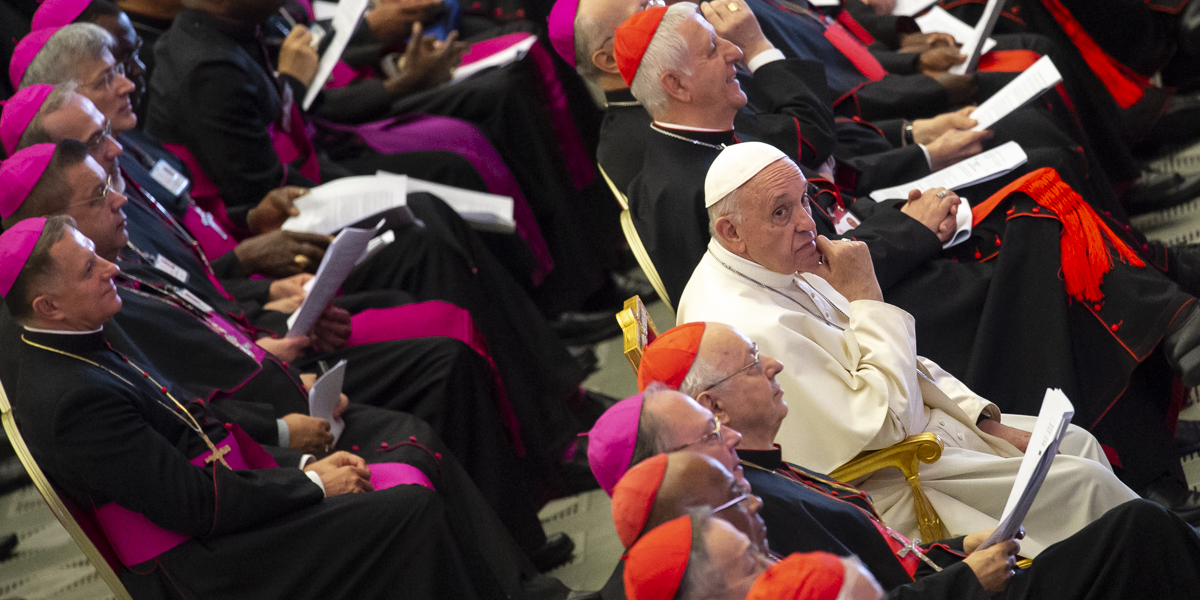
307, 359, 347, 443
914, 7, 997, 55
943, 197, 972, 249
977, 389, 1075, 551
302, 0, 370, 110
377, 172, 516, 233
949, 0, 1005, 75
286, 220, 384, 336
312, 0, 338, 21
282, 175, 412, 235
868, 141, 1028, 201
357, 230, 395, 266
451, 34, 537, 83
968, 55, 1062, 131
892, 0, 941, 17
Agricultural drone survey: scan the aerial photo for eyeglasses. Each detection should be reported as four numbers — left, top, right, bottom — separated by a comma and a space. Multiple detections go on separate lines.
69, 173, 115, 209
703, 345, 761, 392
714, 492, 750, 513
89, 62, 127, 92
666, 415, 723, 453
85, 120, 113, 152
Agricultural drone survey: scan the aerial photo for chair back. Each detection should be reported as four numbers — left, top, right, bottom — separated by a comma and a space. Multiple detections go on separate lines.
598, 165, 675, 313
616, 295, 658, 372
0, 377, 134, 600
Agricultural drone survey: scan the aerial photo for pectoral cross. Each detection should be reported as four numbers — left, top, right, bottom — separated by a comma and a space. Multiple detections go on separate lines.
204, 443, 232, 469
888, 530, 943, 572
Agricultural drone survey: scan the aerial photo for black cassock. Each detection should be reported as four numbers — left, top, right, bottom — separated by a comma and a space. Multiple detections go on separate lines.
11, 329, 497, 600
739, 448, 1200, 599
119, 123, 588, 480
629, 124, 1194, 487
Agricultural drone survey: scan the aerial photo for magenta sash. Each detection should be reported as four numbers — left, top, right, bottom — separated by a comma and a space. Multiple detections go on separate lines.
318, 114, 554, 284
91, 423, 435, 567
824, 22, 887, 81
347, 303, 524, 455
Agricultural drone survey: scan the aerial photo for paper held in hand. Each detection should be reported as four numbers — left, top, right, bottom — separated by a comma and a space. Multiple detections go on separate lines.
376, 171, 517, 234
969, 56, 1063, 131
451, 34, 537, 84
892, 0, 941, 17
282, 175, 416, 235
868, 140, 1028, 202
302, 0, 370, 110
914, 7, 997, 56
949, 0, 1006, 75
307, 359, 348, 444
286, 220, 385, 337
977, 388, 1075, 551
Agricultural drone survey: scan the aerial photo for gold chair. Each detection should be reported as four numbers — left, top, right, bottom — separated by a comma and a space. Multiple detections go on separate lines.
598, 164, 675, 314
0, 377, 134, 600
616, 296, 949, 542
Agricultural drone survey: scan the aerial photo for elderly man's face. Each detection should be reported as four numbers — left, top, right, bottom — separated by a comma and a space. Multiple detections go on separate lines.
74, 47, 137, 133
41, 94, 124, 176
59, 156, 128, 260
697, 455, 769, 555
700, 325, 787, 438
93, 11, 146, 109
705, 517, 772, 600
649, 390, 743, 473
38, 227, 123, 329
737, 159, 819, 275
674, 15, 747, 114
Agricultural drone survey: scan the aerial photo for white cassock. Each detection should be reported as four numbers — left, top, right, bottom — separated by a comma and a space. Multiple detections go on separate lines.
677, 239, 1138, 555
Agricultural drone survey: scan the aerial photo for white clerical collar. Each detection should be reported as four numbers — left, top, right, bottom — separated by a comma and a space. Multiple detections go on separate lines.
707, 239, 852, 317
653, 120, 732, 133
23, 325, 104, 335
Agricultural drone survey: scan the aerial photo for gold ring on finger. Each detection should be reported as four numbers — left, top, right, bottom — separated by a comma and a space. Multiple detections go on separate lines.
727, 2, 739, 10
936, 190, 948, 198
294, 254, 310, 268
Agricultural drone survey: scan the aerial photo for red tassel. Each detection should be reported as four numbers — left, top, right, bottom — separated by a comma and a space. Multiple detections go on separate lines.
1039, 0, 1149, 108
971, 168, 1144, 303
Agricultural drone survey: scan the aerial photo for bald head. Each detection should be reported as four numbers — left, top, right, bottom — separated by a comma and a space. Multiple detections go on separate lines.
639, 389, 742, 472
646, 452, 769, 556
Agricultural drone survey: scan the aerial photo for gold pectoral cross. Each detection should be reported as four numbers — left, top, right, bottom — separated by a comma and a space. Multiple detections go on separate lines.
204, 443, 232, 469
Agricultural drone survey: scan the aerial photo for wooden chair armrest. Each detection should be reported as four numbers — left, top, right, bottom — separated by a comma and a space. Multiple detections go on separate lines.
830, 433, 949, 542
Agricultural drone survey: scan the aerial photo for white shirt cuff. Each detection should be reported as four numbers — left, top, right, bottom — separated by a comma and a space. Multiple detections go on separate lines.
747, 48, 785, 74
917, 143, 933, 170
303, 469, 326, 496
277, 419, 290, 448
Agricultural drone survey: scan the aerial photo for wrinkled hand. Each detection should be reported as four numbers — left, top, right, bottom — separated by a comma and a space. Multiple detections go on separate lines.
233, 230, 332, 278
304, 451, 374, 496
309, 304, 352, 353
931, 72, 978, 105
811, 236, 883, 302
282, 413, 335, 453
911, 106, 976, 145
255, 336, 310, 362
918, 46, 966, 75
269, 273, 312, 302
925, 128, 992, 171
701, 0, 774, 63
901, 188, 960, 242
899, 31, 958, 53
278, 26, 320, 86
978, 418, 1033, 453
246, 186, 307, 234
385, 23, 468, 97
963, 539, 1020, 595
964, 527, 1024, 554
365, 0, 446, 44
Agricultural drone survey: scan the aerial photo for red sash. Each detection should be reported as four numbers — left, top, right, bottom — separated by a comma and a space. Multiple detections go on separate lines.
824, 22, 887, 81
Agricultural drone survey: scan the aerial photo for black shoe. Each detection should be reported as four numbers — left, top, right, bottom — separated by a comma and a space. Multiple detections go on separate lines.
1122, 170, 1200, 215
552, 311, 622, 345
1140, 478, 1200, 526
612, 271, 657, 303
567, 345, 600, 376
529, 532, 576, 573
1140, 91, 1200, 152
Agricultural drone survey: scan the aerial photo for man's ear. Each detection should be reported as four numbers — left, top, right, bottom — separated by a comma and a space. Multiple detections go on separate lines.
714, 216, 746, 254
661, 70, 690, 103
592, 46, 620, 75
697, 390, 731, 424
30, 293, 63, 324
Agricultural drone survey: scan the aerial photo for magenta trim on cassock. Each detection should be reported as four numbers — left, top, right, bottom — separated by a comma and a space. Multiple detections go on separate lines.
587, 393, 645, 496
0, 83, 54, 156
367, 462, 436, 490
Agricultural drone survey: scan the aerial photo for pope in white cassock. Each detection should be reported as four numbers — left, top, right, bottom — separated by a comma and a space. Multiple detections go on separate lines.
675, 142, 1138, 556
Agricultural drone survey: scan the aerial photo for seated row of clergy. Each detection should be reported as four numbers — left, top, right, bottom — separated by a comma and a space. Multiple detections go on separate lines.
552, 0, 1200, 515
0, 215, 570, 599
581, 343, 1200, 599
0, 4, 604, 563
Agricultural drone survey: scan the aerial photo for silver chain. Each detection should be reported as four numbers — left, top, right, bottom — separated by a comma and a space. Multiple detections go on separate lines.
707, 249, 845, 331
650, 123, 728, 150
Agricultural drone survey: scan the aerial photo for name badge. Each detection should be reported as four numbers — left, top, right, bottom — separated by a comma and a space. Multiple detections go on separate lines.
150, 160, 189, 197
831, 206, 861, 235
171, 286, 215, 314
153, 254, 189, 284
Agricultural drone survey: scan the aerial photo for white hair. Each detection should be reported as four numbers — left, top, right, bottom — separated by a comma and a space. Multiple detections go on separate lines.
574, 5, 612, 82
676, 507, 726, 600
629, 2, 699, 117
679, 351, 724, 398
707, 186, 748, 238
21, 23, 114, 88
